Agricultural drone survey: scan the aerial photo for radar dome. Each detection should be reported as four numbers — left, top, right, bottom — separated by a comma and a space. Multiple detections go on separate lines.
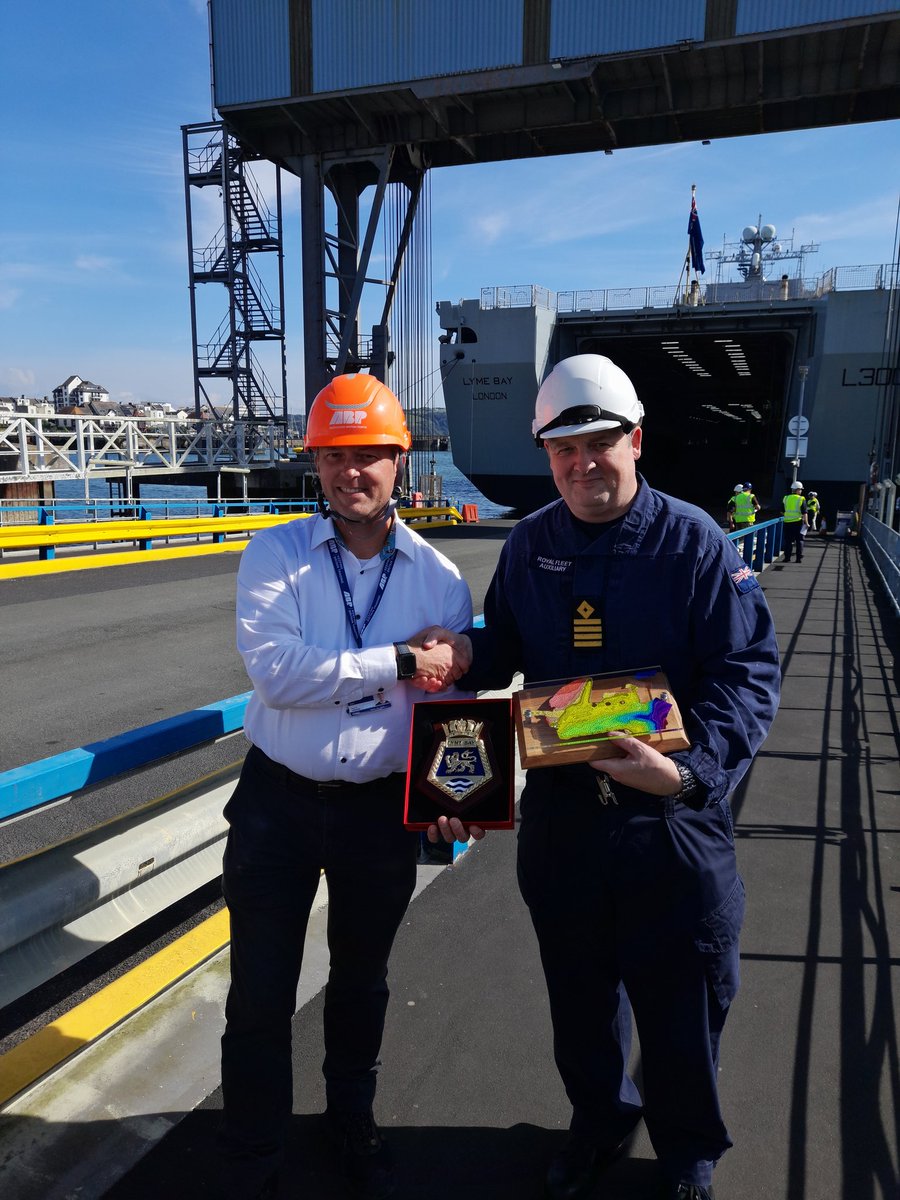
761, 224, 777, 241
742, 225, 758, 243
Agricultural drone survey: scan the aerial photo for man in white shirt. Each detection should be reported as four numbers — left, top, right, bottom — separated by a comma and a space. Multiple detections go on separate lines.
218, 373, 477, 1200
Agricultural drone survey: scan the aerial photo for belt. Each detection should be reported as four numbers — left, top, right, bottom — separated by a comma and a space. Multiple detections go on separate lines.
250, 745, 405, 797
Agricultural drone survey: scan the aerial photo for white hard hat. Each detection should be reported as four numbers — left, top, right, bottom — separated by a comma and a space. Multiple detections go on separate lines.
791, 481, 804, 490
533, 354, 644, 444
733, 484, 744, 493
808, 491, 817, 497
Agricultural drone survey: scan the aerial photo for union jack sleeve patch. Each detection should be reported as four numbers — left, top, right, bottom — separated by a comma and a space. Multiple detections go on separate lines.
730, 564, 759, 594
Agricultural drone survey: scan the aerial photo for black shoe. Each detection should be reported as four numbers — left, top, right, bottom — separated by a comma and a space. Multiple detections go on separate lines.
660, 1184, 715, 1200
545, 1133, 626, 1199
326, 1109, 397, 1199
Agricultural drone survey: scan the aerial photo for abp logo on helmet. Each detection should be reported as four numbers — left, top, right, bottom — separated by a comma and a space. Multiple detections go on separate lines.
329, 410, 367, 427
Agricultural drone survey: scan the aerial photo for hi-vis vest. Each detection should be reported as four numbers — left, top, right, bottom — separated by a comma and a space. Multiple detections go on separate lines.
734, 492, 756, 523
783, 494, 804, 522
807, 496, 820, 516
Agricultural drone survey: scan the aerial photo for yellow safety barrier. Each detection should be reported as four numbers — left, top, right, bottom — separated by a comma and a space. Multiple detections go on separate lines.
0, 512, 302, 552
0, 513, 309, 579
0, 506, 467, 579
397, 505, 463, 528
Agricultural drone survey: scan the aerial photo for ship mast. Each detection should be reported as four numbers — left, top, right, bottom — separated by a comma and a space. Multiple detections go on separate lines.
708, 220, 819, 284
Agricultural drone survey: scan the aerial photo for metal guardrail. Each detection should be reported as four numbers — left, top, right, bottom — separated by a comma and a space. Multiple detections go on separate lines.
860, 515, 900, 618
726, 517, 784, 567
0, 415, 289, 485
0, 507, 467, 565
0, 695, 251, 1010
0, 512, 307, 561
0, 497, 316, 526
477, 263, 898, 315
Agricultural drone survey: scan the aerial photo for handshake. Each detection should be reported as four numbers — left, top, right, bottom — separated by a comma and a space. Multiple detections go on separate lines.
404, 626, 473, 693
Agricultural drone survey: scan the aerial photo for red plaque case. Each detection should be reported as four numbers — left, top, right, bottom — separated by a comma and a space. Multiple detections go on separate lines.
403, 697, 515, 830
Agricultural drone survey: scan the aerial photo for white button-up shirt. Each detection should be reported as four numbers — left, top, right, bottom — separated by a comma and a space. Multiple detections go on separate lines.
237, 513, 474, 782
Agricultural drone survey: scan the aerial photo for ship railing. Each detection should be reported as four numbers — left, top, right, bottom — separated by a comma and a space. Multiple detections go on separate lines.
476, 264, 897, 316
479, 284, 556, 310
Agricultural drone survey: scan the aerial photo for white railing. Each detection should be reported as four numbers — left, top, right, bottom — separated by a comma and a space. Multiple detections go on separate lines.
0, 416, 290, 484
476, 263, 898, 315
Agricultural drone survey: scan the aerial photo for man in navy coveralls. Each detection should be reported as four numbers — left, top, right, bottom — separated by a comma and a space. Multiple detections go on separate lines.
428, 354, 780, 1200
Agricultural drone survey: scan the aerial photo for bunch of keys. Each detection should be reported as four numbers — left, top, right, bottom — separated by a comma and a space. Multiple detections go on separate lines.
596, 773, 618, 805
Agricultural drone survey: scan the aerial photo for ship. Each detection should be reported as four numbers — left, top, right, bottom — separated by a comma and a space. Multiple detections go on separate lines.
437, 223, 897, 520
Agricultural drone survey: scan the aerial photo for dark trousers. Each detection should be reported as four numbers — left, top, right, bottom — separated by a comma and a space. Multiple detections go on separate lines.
218, 745, 417, 1191
517, 769, 743, 1189
783, 521, 803, 561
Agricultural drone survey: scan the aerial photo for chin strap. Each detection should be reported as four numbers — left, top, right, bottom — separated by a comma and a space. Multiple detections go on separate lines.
313, 478, 402, 529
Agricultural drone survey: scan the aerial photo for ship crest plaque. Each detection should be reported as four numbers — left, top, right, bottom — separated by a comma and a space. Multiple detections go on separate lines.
426, 718, 494, 806
403, 698, 514, 830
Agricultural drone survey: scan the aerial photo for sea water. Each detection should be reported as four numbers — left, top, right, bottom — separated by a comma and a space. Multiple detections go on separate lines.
51, 450, 514, 519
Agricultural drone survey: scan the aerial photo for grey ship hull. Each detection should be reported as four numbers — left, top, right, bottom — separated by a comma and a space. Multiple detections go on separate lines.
437, 272, 895, 522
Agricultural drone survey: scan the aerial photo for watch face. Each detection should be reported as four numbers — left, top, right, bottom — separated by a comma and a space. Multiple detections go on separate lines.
396, 646, 416, 678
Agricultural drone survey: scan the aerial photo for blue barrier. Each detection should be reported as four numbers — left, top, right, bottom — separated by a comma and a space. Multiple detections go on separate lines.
0, 617, 491, 823
0, 694, 252, 821
727, 517, 783, 567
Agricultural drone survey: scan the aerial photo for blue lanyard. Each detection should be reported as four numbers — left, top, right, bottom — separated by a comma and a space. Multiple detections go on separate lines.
326, 530, 398, 649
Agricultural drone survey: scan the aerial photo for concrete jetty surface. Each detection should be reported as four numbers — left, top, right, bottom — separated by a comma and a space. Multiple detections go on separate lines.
0, 529, 897, 1199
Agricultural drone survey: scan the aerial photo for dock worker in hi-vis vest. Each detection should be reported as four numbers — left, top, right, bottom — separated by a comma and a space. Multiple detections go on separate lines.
728, 485, 760, 531
781, 481, 808, 562
807, 490, 821, 531
218, 372, 477, 1200
725, 484, 743, 531
420, 353, 780, 1200
732, 485, 760, 529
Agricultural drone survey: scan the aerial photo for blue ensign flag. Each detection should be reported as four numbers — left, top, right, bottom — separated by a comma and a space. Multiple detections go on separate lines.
688, 196, 705, 274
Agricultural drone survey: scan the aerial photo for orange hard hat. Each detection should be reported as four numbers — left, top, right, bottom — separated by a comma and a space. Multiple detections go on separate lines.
305, 373, 411, 450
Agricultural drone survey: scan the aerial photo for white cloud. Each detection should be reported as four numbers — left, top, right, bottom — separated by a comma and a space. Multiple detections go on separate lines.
74, 255, 119, 273
0, 367, 36, 391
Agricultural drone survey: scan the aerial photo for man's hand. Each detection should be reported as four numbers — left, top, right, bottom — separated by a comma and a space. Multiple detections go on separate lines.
406, 627, 473, 692
426, 814, 487, 845
590, 736, 681, 796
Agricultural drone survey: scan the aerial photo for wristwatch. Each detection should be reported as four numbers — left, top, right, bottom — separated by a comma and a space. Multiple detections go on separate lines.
672, 760, 702, 805
393, 642, 417, 680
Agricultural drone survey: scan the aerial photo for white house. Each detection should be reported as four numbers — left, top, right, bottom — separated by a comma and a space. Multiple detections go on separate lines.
52, 375, 109, 414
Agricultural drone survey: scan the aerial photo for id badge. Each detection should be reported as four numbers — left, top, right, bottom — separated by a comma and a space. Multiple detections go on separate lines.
346, 691, 391, 717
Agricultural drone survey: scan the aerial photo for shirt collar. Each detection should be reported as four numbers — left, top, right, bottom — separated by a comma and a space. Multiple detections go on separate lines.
310, 512, 416, 561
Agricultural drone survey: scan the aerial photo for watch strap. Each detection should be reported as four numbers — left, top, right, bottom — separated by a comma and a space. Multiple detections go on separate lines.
673, 760, 705, 808
393, 642, 417, 680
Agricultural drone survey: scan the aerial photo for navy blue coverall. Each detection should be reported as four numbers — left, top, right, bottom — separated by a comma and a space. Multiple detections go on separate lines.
465, 477, 780, 1188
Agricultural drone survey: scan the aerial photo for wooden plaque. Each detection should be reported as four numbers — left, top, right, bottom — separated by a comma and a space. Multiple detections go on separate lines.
513, 668, 689, 769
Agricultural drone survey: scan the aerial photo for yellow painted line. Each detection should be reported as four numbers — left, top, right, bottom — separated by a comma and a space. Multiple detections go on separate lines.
0, 907, 231, 1109
0, 538, 251, 580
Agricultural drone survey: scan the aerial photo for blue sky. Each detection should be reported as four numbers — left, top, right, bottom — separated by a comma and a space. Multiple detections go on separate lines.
3, 2, 898, 413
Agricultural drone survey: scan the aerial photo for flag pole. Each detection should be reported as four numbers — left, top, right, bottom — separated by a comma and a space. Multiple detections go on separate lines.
674, 183, 696, 302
